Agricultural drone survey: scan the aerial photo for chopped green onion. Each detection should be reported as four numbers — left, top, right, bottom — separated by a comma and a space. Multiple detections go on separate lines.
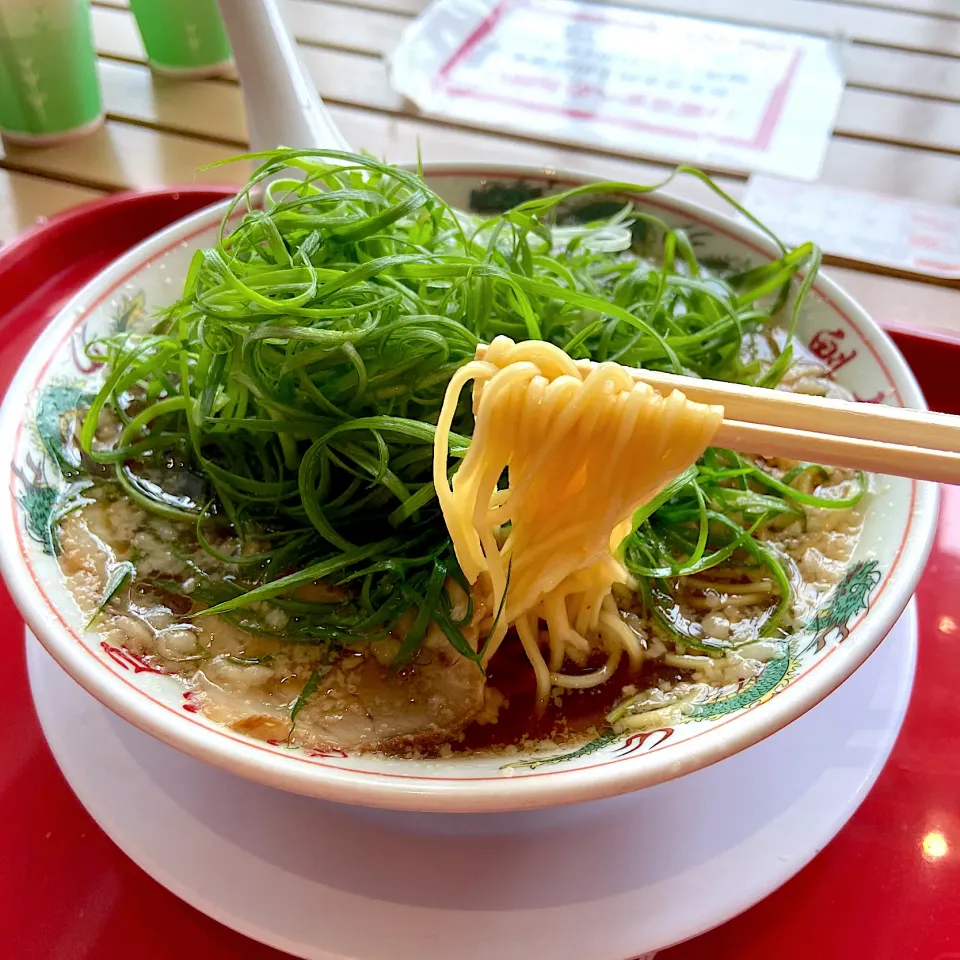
73, 149, 844, 662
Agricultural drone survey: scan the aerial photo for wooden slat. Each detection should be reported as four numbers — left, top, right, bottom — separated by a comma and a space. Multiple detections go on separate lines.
0, 171, 104, 243
89, 0, 960, 102
827, 265, 960, 336
820, 137, 960, 202
283, 0, 409, 57
844, 44, 960, 103
837, 88, 960, 156
0, 121, 248, 193
299, 46, 404, 113
820, 0, 960, 20
91, 2, 144, 60
97, 61, 246, 146
309, 0, 424, 14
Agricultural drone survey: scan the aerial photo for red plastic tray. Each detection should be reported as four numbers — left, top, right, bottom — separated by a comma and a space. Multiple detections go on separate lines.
0, 191, 957, 960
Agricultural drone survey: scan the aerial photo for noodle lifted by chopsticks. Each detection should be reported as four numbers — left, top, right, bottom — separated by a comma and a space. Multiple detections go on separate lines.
433, 337, 724, 703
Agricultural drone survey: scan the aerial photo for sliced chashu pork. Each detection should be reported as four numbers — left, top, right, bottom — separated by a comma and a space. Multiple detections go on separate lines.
196, 616, 486, 752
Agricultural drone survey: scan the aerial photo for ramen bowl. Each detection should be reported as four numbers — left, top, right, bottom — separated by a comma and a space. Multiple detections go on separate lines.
0, 165, 938, 812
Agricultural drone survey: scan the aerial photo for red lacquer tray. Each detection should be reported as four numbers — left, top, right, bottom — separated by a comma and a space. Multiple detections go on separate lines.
0, 193, 957, 960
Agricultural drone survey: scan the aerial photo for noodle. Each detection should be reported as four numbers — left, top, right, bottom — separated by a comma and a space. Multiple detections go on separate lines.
433, 336, 724, 703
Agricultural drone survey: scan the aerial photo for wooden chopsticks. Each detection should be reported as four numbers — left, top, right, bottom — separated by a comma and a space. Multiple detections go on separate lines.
624, 366, 960, 485
713, 419, 960, 484
473, 345, 960, 484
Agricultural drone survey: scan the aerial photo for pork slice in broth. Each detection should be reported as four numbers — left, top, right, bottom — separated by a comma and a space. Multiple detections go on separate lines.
197, 622, 487, 753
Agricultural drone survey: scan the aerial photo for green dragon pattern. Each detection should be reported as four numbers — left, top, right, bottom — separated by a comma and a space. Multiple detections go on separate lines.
17, 379, 95, 555
687, 646, 796, 720
15, 293, 139, 555
35, 383, 94, 475
14, 452, 62, 555
502, 560, 882, 772
807, 560, 882, 653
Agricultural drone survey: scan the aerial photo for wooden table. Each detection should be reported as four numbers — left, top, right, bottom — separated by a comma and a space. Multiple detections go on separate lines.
0, 0, 958, 336
1, 3, 960, 959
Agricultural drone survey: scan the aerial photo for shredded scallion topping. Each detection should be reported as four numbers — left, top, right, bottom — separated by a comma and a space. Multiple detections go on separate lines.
76, 149, 860, 659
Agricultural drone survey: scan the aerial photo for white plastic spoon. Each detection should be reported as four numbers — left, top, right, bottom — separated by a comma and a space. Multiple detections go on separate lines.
217, 0, 350, 152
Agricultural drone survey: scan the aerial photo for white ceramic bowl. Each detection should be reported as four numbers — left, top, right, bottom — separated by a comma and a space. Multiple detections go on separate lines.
0, 165, 938, 812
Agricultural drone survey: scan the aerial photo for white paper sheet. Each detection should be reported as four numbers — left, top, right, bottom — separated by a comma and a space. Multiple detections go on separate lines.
388, 0, 845, 180
743, 176, 960, 278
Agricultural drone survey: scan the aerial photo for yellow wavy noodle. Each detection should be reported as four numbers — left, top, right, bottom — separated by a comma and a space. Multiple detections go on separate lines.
433, 337, 724, 703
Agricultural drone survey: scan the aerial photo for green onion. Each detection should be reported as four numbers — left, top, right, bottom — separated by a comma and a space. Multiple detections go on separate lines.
74, 149, 844, 661
85, 560, 135, 629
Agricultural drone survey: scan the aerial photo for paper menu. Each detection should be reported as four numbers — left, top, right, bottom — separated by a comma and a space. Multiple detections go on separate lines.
742, 176, 960, 279
389, 0, 845, 180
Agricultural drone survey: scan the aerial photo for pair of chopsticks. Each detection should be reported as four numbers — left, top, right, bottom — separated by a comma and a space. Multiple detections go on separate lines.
631, 367, 958, 484
473, 345, 960, 484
